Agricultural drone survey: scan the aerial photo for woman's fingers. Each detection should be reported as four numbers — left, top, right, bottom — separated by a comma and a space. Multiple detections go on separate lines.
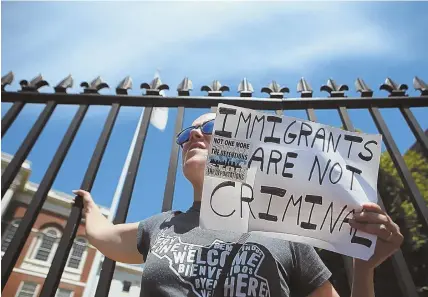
353, 211, 389, 225
349, 220, 392, 241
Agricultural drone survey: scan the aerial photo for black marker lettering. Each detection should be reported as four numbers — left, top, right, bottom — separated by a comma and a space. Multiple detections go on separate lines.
300, 195, 322, 230
214, 107, 236, 138
240, 183, 255, 219
339, 209, 355, 234
258, 186, 286, 222
264, 116, 282, 144
298, 122, 313, 147
250, 115, 265, 141
329, 162, 343, 184
346, 165, 362, 190
267, 150, 282, 175
210, 181, 236, 217
283, 120, 297, 144
327, 132, 341, 153
320, 202, 347, 233
358, 140, 377, 162
351, 228, 373, 248
282, 152, 298, 178
309, 155, 331, 185
248, 147, 264, 171
344, 134, 363, 158
311, 128, 326, 152
282, 195, 303, 225
235, 112, 251, 139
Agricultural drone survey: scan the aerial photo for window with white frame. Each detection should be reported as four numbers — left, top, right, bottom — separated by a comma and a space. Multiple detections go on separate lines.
32, 227, 61, 262
1, 219, 21, 252
16, 281, 38, 297
55, 288, 73, 297
66, 237, 87, 269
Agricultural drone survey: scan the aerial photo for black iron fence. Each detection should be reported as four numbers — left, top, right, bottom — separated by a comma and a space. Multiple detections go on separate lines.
1, 72, 428, 297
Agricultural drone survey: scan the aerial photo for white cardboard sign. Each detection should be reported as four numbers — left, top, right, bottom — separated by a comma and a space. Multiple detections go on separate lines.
201, 104, 382, 260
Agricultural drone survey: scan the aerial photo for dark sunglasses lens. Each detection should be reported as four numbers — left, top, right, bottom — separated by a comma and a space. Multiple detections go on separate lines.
176, 128, 192, 145
201, 120, 214, 134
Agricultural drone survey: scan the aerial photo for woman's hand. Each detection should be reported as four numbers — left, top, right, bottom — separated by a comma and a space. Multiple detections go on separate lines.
72, 189, 98, 218
349, 202, 403, 271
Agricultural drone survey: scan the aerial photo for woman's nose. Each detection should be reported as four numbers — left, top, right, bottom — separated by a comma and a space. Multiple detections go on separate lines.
189, 127, 204, 141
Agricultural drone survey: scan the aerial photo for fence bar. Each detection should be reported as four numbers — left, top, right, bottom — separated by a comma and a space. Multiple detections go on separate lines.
399, 107, 428, 157
1, 101, 56, 198
1, 104, 88, 291
369, 107, 428, 230
39, 103, 121, 296
337, 106, 419, 297
162, 107, 185, 212
1, 101, 25, 138
3, 91, 428, 110
95, 107, 153, 297
306, 108, 317, 122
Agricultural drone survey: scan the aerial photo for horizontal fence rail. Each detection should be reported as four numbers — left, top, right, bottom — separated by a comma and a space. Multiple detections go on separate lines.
1, 72, 428, 297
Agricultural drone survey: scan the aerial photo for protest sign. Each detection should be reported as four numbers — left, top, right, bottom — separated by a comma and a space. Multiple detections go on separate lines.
201, 104, 382, 260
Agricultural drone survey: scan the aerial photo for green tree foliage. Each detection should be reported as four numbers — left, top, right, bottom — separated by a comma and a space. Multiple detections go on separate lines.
378, 149, 428, 294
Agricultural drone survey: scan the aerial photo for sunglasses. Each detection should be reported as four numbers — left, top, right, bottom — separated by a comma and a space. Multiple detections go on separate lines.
176, 119, 215, 146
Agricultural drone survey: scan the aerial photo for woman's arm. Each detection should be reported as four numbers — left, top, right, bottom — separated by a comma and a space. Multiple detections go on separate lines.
73, 189, 144, 264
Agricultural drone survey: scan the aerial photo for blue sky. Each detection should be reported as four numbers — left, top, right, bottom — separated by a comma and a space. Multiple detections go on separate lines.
1, 1, 427, 224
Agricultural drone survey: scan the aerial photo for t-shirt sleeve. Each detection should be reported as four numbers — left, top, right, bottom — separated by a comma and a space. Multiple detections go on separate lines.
136, 212, 173, 260
290, 243, 332, 297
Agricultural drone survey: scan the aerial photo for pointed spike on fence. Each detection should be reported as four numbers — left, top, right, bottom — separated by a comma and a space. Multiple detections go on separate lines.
1, 71, 14, 91
177, 77, 193, 96
297, 77, 313, 98
80, 76, 109, 94
380, 77, 408, 97
19, 74, 49, 92
238, 78, 254, 97
201, 80, 229, 96
413, 76, 428, 96
320, 78, 348, 97
355, 78, 373, 97
116, 76, 132, 95
54, 74, 74, 93
261, 81, 287, 98
140, 76, 169, 95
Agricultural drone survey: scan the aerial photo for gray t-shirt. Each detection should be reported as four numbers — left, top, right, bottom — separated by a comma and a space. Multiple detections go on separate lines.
137, 203, 331, 297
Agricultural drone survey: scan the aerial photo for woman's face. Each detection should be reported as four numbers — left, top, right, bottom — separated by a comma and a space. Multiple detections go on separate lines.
182, 113, 216, 186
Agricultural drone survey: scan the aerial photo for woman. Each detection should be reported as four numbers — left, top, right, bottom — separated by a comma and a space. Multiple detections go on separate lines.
74, 112, 403, 297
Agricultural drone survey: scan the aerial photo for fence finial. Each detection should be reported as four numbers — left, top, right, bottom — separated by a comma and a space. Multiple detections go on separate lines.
201, 80, 229, 96
413, 76, 427, 96
141, 77, 169, 96
320, 78, 349, 97
1, 71, 14, 91
19, 74, 49, 92
261, 81, 289, 99
355, 78, 373, 97
116, 76, 132, 95
80, 76, 109, 94
380, 77, 408, 97
54, 74, 74, 93
177, 77, 193, 96
238, 78, 254, 97
297, 77, 313, 98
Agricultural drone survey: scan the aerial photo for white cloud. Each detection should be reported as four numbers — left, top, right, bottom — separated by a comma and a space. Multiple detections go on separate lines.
2, 2, 406, 93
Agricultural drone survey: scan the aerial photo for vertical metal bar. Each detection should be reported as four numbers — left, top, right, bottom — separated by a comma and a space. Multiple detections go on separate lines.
39, 103, 121, 297
1, 101, 25, 138
369, 107, 428, 230
306, 108, 317, 122
162, 107, 185, 212
337, 106, 419, 297
399, 107, 428, 157
1, 101, 57, 198
95, 107, 153, 297
1, 104, 88, 291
